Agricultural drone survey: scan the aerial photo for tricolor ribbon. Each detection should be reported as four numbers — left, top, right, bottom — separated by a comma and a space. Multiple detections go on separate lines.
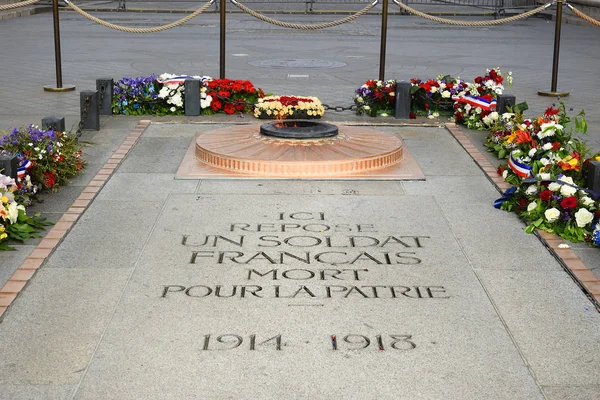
508, 153, 532, 178
17, 159, 33, 179
452, 95, 497, 111
156, 75, 196, 85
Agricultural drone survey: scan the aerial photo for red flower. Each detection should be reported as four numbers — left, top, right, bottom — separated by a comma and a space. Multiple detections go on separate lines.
224, 103, 235, 115
232, 83, 243, 93
540, 190, 553, 201
497, 164, 506, 176
409, 111, 416, 119
544, 106, 560, 117
560, 196, 577, 209
234, 102, 245, 112
474, 76, 483, 84
552, 142, 561, 150
211, 99, 222, 111
218, 90, 230, 98
43, 171, 56, 188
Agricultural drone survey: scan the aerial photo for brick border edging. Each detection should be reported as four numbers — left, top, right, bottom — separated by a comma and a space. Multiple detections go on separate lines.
445, 123, 600, 311
0, 120, 152, 319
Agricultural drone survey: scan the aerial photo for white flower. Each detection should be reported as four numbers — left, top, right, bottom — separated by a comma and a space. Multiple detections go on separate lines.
465, 104, 472, 112
356, 96, 364, 103
389, 92, 395, 97
158, 87, 170, 99
7, 201, 21, 224
581, 196, 595, 206
538, 122, 563, 138
560, 185, 577, 197
430, 86, 438, 93
0, 174, 15, 189
475, 107, 482, 114
527, 202, 537, 212
525, 185, 537, 195
502, 170, 508, 179
528, 148, 537, 157
539, 173, 551, 180
441, 90, 451, 98
543, 143, 553, 151
540, 158, 550, 166
170, 107, 176, 112
574, 208, 594, 227
558, 176, 574, 185
548, 182, 562, 192
439, 83, 446, 89
545, 208, 560, 223
502, 112, 515, 121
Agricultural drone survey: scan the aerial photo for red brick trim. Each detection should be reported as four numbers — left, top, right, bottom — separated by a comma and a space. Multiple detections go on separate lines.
0, 120, 151, 320
445, 123, 600, 311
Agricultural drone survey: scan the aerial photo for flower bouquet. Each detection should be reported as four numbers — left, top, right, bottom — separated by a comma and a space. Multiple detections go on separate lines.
497, 176, 600, 243
354, 79, 396, 117
1, 173, 52, 251
453, 68, 512, 130
112, 74, 264, 116
254, 96, 324, 119
492, 104, 600, 245
204, 78, 264, 115
410, 75, 467, 116
0, 125, 86, 195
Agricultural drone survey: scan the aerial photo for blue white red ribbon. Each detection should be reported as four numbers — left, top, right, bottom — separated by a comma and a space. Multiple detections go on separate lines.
452, 95, 497, 111
17, 159, 32, 179
508, 153, 532, 178
156, 75, 196, 85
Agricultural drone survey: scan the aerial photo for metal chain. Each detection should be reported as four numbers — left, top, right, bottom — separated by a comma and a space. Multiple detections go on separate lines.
393, 0, 553, 26
63, 0, 215, 33
322, 104, 357, 112
231, 0, 379, 30
77, 96, 91, 137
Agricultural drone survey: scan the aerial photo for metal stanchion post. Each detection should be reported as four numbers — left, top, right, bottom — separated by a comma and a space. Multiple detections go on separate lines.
538, 0, 569, 97
44, 0, 75, 92
220, 0, 226, 79
379, 0, 389, 81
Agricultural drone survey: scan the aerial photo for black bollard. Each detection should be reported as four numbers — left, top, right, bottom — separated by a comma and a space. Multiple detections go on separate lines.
394, 81, 411, 119
42, 116, 66, 132
80, 90, 100, 131
184, 79, 201, 116
96, 78, 114, 115
496, 94, 516, 114
587, 161, 600, 195
0, 154, 19, 180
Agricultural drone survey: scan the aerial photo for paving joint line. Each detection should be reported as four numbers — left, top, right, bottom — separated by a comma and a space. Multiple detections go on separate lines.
445, 122, 600, 312
0, 119, 152, 321
430, 195, 547, 398
70, 162, 173, 399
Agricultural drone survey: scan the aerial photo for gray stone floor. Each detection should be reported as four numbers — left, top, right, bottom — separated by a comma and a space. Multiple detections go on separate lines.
0, 121, 599, 399
0, 6, 600, 399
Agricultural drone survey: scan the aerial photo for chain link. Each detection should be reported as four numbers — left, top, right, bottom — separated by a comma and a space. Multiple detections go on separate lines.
322, 104, 357, 112
77, 96, 91, 137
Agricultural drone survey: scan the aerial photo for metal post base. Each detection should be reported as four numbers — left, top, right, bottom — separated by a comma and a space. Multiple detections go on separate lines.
43, 84, 76, 92
537, 91, 569, 97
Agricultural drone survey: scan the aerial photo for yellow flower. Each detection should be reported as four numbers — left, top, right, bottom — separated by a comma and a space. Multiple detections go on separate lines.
504, 132, 518, 144
1, 195, 8, 204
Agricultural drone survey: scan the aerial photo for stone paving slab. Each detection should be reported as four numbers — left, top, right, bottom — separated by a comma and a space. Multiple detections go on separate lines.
0, 122, 598, 399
